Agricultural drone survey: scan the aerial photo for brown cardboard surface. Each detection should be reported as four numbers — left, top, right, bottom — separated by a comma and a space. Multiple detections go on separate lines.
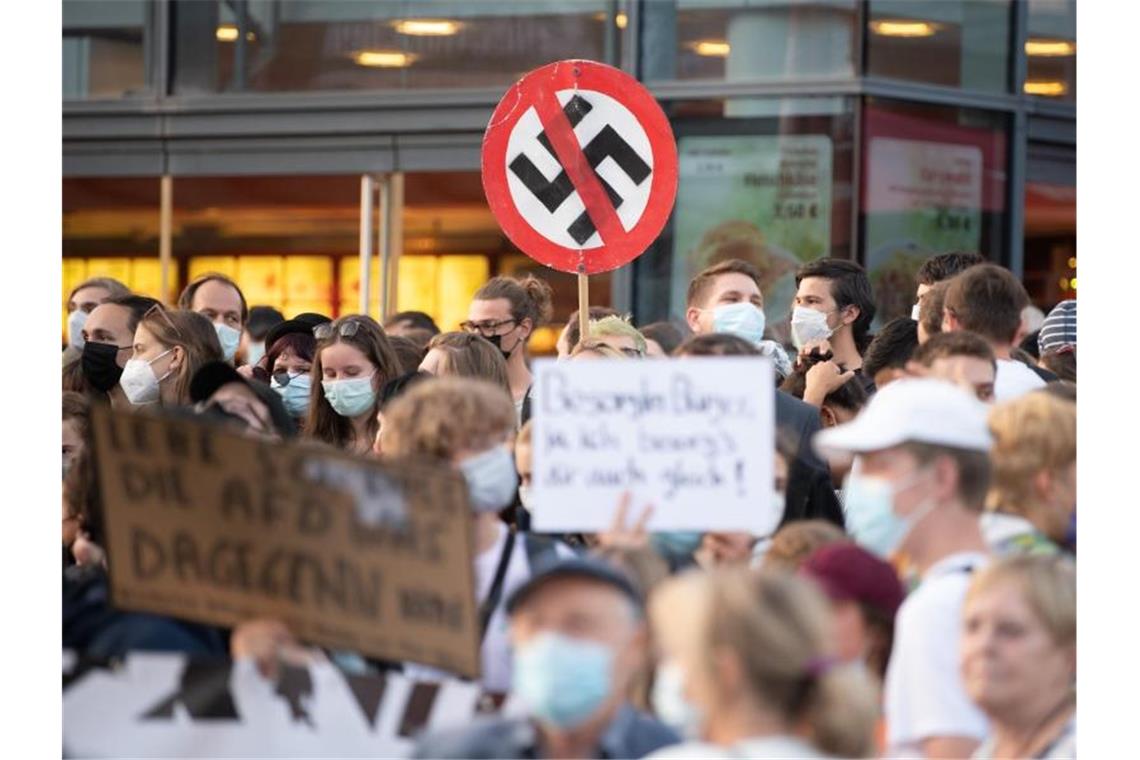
90, 405, 480, 679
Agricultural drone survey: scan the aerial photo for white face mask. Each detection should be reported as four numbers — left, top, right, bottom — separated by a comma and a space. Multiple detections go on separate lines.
214, 323, 242, 363
119, 349, 174, 405
651, 661, 704, 740
67, 310, 88, 352
910, 303, 922, 321
790, 306, 837, 349
518, 482, 533, 512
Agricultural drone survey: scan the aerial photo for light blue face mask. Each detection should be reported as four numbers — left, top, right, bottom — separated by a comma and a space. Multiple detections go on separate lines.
321, 375, 377, 418
214, 322, 242, 363
246, 340, 266, 367
271, 373, 312, 418
650, 531, 704, 559
842, 468, 935, 559
512, 632, 613, 729
459, 445, 519, 513
711, 302, 766, 345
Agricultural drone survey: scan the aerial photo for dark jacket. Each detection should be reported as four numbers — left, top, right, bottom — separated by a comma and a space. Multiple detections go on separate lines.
63, 565, 228, 658
775, 390, 845, 530
412, 703, 679, 759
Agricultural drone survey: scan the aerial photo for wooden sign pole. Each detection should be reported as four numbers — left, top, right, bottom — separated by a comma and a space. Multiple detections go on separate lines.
577, 271, 590, 343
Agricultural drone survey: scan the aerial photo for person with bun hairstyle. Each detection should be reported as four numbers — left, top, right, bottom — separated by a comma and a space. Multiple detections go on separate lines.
646, 568, 878, 758
463, 274, 554, 422
306, 315, 401, 456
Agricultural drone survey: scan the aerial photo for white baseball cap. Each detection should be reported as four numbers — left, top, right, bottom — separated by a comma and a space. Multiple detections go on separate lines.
813, 377, 993, 457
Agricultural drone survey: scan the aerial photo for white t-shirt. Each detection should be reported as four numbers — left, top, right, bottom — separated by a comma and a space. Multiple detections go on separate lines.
403, 523, 573, 692
994, 359, 1046, 401
648, 735, 825, 759
885, 551, 991, 757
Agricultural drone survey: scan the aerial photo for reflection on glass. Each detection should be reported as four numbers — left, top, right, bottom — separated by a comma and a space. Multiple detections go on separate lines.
644, 1, 856, 82
867, 1, 1011, 93
174, 0, 624, 93
634, 98, 855, 341
1023, 143, 1075, 309
1026, 0, 1075, 102
860, 99, 1008, 324
62, 0, 148, 99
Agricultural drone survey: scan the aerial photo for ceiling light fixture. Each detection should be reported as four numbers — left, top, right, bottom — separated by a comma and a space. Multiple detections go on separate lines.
690, 39, 730, 57
1023, 79, 1067, 96
392, 19, 462, 36
1025, 38, 1075, 57
869, 19, 939, 38
216, 24, 255, 42
353, 50, 418, 68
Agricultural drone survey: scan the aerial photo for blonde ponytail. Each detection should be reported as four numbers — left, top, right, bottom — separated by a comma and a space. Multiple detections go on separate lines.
805, 662, 879, 758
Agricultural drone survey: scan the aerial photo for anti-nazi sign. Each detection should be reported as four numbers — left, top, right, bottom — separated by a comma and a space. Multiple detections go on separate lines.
482, 60, 678, 274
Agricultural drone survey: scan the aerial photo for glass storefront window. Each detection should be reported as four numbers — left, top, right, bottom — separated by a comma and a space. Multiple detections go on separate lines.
1026, 0, 1075, 102
63, 0, 149, 99
1023, 142, 1075, 309
867, 1, 1011, 93
172, 0, 624, 94
635, 97, 856, 344
642, 1, 857, 82
860, 99, 1009, 324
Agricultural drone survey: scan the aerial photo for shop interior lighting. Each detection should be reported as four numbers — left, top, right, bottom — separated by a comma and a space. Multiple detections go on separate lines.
593, 12, 628, 29
216, 25, 256, 42
1024, 79, 1067, 96
1025, 38, 1076, 57
869, 19, 939, 38
392, 19, 462, 36
690, 39, 731, 57
354, 50, 418, 68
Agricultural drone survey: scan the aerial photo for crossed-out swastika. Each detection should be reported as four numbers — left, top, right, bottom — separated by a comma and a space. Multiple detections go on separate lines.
508, 95, 652, 246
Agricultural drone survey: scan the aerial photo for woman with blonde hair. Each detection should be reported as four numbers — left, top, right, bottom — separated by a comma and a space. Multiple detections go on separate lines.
381, 377, 571, 692
961, 555, 1076, 759
119, 307, 222, 407
647, 568, 878, 759
984, 391, 1076, 555
419, 331, 511, 395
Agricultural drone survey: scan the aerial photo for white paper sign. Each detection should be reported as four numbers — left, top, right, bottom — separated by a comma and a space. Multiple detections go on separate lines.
530, 357, 776, 533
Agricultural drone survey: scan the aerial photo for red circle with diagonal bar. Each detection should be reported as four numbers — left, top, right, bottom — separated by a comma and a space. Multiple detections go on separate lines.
482, 60, 678, 275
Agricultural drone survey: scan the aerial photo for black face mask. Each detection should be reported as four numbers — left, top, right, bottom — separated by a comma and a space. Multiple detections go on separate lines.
483, 332, 514, 360
81, 341, 126, 393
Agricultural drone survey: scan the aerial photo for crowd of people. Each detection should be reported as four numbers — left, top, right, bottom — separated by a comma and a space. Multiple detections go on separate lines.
62, 250, 1077, 758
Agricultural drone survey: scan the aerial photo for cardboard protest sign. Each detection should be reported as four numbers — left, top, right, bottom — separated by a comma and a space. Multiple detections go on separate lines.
63, 651, 520, 758
89, 405, 480, 678
529, 357, 776, 533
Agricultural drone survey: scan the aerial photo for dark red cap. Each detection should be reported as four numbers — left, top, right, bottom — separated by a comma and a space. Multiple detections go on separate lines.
799, 542, 906, 622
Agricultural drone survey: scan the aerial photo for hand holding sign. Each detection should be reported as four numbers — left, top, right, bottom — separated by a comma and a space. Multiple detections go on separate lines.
530, 357, 778, 534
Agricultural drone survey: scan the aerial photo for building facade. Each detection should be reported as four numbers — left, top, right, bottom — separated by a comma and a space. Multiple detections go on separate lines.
63, 0, 1076, 347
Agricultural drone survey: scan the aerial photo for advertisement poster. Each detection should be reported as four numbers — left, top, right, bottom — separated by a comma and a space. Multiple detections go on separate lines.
862, 106, 1006, 322
670, 135, 833, 343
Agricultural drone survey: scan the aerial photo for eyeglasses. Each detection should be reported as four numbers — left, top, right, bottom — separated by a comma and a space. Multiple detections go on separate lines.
459, 318, 517, 336
314, 319, 366, 341
144, 304, 182, 338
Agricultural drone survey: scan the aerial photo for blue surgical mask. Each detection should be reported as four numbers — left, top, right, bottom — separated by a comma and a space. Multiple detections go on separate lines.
214, 323, 242, 363
651, 661, 704, 740
711, 302, 766, 345
512, 632, 613, 729
321, 375, 377, 418
650, 531, 703, 559
271, 373, 312, 418
460, 445, 519, 513
246, 340, 266, 367
842, 468, 934, 559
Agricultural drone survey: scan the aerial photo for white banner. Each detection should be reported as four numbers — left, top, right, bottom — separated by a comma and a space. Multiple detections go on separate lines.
530, 357, 776, 533
63, 652, 517, 758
